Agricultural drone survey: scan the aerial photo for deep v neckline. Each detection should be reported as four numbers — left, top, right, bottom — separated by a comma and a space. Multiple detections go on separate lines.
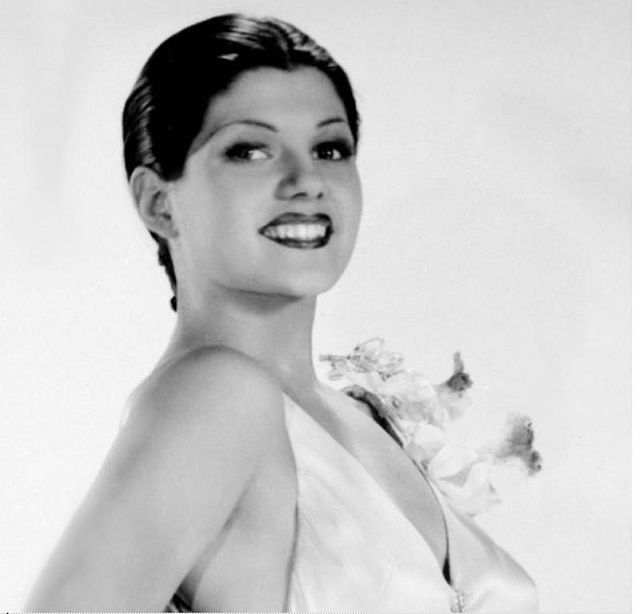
282, 384, 456, 589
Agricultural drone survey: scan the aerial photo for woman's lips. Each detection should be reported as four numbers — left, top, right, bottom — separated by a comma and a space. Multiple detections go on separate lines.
259, 213, 333, 249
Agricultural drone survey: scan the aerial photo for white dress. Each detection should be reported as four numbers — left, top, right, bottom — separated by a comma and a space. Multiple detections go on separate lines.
168, 383, 538, 613
283, 384, 539, 613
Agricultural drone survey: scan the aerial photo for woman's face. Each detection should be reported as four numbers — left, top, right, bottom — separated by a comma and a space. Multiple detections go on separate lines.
168, 67, 362, 304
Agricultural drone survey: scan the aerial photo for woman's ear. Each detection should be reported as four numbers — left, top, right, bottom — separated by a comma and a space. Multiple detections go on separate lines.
129, 167, 179, 240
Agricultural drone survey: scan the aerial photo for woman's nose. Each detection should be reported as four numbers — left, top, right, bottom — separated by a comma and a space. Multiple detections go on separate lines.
276, 151, 325, 201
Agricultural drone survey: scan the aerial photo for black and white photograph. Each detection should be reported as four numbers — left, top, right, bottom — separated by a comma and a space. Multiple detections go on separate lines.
0, 1, 630, 612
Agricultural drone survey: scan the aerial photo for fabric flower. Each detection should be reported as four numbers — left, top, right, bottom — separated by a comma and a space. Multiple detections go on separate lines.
481, 413, 543, 475
428, 448, 500, 516
321, 339, 541, 516
322, 341, 472, 426
321, 338, 403, 389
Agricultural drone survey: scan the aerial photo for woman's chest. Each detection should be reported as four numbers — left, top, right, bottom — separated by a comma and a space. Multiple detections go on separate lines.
293, 390, 449, 568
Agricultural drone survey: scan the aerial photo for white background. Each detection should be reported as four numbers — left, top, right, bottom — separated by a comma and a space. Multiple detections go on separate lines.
0, 1, 630, 612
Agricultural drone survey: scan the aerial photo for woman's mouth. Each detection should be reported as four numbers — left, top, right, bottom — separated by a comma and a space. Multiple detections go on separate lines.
259, 213, 333, 249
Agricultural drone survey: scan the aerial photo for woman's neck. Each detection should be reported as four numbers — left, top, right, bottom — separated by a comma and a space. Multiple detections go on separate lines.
160, 288, 320, 394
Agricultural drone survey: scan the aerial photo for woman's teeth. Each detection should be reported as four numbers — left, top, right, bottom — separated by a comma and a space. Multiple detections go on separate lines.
262, 223, 327, 241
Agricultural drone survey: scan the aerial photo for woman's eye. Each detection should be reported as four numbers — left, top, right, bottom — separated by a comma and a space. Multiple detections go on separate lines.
224, 143, 270, 161
313, 140, 355, 161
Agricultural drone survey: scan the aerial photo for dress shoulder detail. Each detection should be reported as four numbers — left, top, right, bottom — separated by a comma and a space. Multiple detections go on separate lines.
321, 338, 541, 516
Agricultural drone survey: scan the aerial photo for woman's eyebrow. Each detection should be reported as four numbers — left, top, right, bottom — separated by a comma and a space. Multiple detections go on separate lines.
193, 116, 349, 152
229, 119, 277, 132
317, 117, 347, 128
189, 120, 274, 153
208, 119, 277, 138
215, 116, 347, 135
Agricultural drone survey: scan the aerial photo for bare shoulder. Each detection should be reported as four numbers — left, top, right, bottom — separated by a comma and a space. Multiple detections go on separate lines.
24, 346, 287, 610
126, 345, 286, 446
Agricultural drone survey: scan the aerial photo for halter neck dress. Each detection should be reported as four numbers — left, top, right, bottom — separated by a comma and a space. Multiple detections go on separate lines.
168, 384, 538, 613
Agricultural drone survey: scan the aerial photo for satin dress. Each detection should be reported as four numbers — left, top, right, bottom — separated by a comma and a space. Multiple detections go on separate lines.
283, 385, 538, 613
168, 384, 538, 612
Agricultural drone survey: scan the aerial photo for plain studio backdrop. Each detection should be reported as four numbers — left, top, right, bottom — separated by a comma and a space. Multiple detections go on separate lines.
0, 1, 630, 612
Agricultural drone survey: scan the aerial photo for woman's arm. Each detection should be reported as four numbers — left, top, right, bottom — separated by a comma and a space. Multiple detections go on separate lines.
25, 347, 284, 612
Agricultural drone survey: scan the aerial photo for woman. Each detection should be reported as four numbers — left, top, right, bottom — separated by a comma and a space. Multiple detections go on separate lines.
25, 14, 538, 612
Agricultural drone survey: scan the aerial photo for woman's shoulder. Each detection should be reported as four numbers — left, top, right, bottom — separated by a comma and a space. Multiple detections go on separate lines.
115, 346, 289, 502
24, 348, 290, 610
125, 345, 286, 437
114, 346, 289, 544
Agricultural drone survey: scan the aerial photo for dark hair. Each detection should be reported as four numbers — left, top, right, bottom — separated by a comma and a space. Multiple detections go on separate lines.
122, 14, 360, 312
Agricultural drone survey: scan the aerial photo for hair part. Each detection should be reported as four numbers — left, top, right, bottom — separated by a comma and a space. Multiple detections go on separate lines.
122, 14, 360, 311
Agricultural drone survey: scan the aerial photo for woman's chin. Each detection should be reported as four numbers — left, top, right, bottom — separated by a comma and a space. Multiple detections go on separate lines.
208, 257, 351, 301
272, 277, 340, 299
258, 268, 345, 299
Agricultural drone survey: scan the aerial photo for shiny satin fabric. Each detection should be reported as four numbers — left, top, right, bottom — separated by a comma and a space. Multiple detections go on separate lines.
283, 386, 538, 613
167, 386, 538, 612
